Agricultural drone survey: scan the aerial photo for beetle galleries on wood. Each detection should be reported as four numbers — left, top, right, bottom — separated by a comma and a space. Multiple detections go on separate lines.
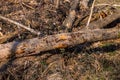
0, 28, 120, 59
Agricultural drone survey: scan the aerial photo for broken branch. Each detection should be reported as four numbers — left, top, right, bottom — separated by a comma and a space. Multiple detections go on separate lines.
0, 28, 120, 59
0, 15, 40, 35
62, 0, 79, 30
87, 10, 120, 29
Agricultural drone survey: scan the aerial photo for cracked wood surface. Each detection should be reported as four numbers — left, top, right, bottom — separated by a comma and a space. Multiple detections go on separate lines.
0, 28, 120, 59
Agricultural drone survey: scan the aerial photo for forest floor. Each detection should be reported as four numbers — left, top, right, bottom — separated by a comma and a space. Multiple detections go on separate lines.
0, 0, 120, 80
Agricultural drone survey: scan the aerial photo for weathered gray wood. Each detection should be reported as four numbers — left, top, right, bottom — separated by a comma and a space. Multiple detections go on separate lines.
0, 28, 120, 59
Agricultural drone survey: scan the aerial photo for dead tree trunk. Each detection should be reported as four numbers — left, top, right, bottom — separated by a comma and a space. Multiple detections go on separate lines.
0, 28, 120, 59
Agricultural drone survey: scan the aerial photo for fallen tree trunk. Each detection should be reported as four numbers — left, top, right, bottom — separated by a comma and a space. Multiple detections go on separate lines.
0, 28, 120, 59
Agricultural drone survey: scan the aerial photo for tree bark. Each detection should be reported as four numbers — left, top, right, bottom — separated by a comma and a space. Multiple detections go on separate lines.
87, 11, 120, 29
0, 28, 120, 59
62, 0, 79, 29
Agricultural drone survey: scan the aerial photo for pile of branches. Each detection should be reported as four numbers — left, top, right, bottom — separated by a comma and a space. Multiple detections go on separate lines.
0, 0, 120, 60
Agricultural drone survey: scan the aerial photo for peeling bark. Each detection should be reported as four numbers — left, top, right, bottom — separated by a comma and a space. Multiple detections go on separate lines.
0, 28, 120, 59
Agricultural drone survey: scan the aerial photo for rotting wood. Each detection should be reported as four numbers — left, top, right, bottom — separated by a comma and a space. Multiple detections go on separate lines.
62, 0, 79, 30
74, 9, 120, 29
78, 9, 120, 30
0, 29, 26, 44
87, 10, 120, 29
0, 31, 18, 44
0, 28, 120, 59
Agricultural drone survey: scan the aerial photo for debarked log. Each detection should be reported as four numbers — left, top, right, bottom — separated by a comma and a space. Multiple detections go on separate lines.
0, 28, 120, 59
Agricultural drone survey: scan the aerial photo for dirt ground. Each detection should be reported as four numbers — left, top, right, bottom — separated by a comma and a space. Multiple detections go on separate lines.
0, 0, 120, 80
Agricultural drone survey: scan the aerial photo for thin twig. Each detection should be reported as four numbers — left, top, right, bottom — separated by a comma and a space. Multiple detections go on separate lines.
0, 15, 40, 35
86, 0, 96, 28
95, 4, 120, 7
55, 0, 60, 8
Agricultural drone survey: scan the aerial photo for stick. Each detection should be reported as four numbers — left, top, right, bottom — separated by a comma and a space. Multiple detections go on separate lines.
0, 15, 40, 35
86, 0, 96, 28
87, 11, 120, 29
0, 29, 26, 44
62, 0, 79, 30
95, 4, 120, 7
0, 28, 120, 59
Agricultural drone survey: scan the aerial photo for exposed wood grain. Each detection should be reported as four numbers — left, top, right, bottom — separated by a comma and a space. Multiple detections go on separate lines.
0, 28, 120, 59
